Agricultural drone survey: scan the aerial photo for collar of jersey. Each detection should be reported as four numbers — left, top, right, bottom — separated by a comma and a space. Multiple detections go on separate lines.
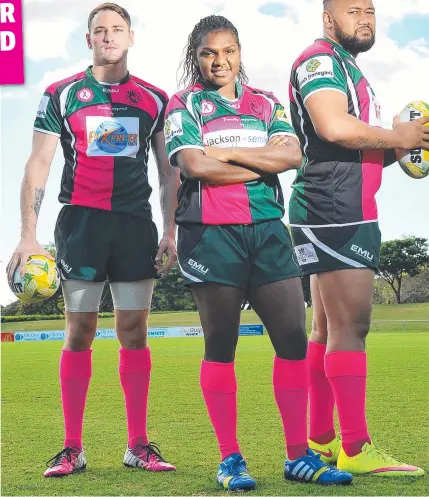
318, 37, 354, 59
85, 66, 131, 86
197, 78, 243, 101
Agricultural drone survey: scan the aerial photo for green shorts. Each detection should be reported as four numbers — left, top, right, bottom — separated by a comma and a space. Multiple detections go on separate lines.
54, 205, 159, 282
177, 220, 301, 289
290, 222, 381, 276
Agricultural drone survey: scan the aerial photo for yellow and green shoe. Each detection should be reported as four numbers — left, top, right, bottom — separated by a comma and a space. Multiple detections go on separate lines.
337, 442, 425, 476
309, 435, 342, 465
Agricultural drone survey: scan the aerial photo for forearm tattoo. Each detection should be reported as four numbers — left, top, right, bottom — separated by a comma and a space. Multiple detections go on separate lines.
33, 188, 45, 217
346, 136, 390, 150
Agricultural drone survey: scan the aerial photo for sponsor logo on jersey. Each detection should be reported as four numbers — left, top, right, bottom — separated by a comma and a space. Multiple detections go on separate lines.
103, 87, 119, 93
77, 88, 94, 102
37, 95, 50, 119
86, 116, 140, 157
127, 89, 141, 104
275, 108, 289, 123
306, 59, 321, 72
297, 56, 334, 89
294, 243, 319, 265
229, 102, 240, 109
201, 100, 216, 116
367, 86, 382, 126
97, 105, 128, 114
251, 100, 262, 116
351, 244, 374, 262
204, 129, 268, 148
188, 259, 209, 275
164, 113, 183, 143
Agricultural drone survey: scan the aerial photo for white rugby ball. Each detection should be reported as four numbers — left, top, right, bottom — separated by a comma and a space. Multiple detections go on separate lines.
398, 100, 429, 179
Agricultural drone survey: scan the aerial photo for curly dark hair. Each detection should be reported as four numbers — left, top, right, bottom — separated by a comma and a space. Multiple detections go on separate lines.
178, 15, 248, 88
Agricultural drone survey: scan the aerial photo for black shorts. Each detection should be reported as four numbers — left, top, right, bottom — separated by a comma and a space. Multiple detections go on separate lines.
54, 205, 159, 282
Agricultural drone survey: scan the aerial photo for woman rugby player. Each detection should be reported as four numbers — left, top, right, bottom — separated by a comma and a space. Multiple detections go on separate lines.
164, 15, 353, 491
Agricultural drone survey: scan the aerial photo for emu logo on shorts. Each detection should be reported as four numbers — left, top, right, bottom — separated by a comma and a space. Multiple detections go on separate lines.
351, 245, 374, 262
188, 259, 209, 275
294, 243, 319, 266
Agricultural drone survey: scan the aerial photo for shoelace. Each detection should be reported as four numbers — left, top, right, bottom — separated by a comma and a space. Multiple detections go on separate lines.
133, 442, 167, 463
46, 447, 75, 468
228, 457, 248, 475
367, 445, 399, 465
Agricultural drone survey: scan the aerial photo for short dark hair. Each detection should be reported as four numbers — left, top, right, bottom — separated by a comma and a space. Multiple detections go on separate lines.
88, 3, 131, 32
178, 15, 248, 88
323, 0, 332, 9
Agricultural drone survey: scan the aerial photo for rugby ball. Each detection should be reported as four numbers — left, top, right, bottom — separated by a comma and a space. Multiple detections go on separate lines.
398, 100, 429, 179
9, 255, 60, 303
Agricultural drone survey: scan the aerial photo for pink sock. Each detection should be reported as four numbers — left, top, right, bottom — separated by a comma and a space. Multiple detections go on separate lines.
325, 351, 371, 457
200, 361, 240, 460
119, 347, 152, 448
273, 356, 309, 460
308, 341, 336, 444
60, 349, 92, 449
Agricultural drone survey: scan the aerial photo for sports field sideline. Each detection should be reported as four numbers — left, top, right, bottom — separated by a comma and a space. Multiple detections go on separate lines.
2, 303, 428, 496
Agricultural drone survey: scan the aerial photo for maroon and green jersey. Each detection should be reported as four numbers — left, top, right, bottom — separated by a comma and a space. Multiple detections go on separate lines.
164, 80, 297, 225
289, 38, 385, 227
33, 66, 168, 218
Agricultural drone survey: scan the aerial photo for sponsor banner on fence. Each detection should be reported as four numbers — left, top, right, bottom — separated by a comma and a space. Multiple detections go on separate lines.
9, 324, 263, 342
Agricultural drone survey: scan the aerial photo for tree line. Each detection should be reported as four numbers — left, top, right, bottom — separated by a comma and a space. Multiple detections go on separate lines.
2, 236, 428, 317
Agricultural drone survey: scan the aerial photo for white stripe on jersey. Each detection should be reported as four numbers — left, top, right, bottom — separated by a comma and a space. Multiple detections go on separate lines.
292, 86, 309, 158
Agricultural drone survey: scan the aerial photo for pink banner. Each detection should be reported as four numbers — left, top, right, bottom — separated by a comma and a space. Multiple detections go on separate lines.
0, 0, 24, 84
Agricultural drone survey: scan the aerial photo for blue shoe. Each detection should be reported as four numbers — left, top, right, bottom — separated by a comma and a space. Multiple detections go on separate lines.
284, 449, 353, 485
217, 453, 256, 491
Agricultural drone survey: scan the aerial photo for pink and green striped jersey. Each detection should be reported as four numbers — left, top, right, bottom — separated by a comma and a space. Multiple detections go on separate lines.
289, 38, 385, 227
165, 81, 297, 225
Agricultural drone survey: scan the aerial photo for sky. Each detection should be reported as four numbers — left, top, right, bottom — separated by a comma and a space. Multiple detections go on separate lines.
1, 0, 429, 305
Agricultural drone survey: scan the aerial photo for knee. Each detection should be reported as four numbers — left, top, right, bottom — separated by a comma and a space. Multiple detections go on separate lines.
353, 315, 371, 341
273, 323, 308, 361
311, 322, 328, 344
65, 316, 97, 351
116, 311, 147, 350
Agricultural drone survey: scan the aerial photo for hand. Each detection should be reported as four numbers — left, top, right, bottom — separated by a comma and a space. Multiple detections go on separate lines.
268, 136, 289, 146
204, 146, 230, 163
6, 238, 54, 283
392, 115, 429, 150
154, 235, 177, 275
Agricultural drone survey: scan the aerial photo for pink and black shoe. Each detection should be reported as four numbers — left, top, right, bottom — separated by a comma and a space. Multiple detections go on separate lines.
124, 442, 176, 472
43, 447, 86, 477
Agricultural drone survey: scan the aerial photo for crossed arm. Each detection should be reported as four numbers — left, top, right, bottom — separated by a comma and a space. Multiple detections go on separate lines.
174, 135, 302, 185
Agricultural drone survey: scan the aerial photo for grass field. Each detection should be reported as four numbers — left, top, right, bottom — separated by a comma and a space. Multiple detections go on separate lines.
1, 304, 429, 496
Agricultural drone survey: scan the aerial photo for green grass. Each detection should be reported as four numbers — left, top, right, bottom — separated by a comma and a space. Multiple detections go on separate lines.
2, 330, 428, 496
2, 303, 429, 333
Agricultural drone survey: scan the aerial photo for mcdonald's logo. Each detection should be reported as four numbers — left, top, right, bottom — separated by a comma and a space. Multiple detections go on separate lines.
1, 333, 15, 342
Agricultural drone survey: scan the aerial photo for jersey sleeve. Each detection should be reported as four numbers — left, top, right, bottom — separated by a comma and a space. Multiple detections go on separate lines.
295, 54, 347, 104
268, 96, 297, 140
154, 91, 169, 134
164, 92, 203, 167
33, 87, 63, 136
